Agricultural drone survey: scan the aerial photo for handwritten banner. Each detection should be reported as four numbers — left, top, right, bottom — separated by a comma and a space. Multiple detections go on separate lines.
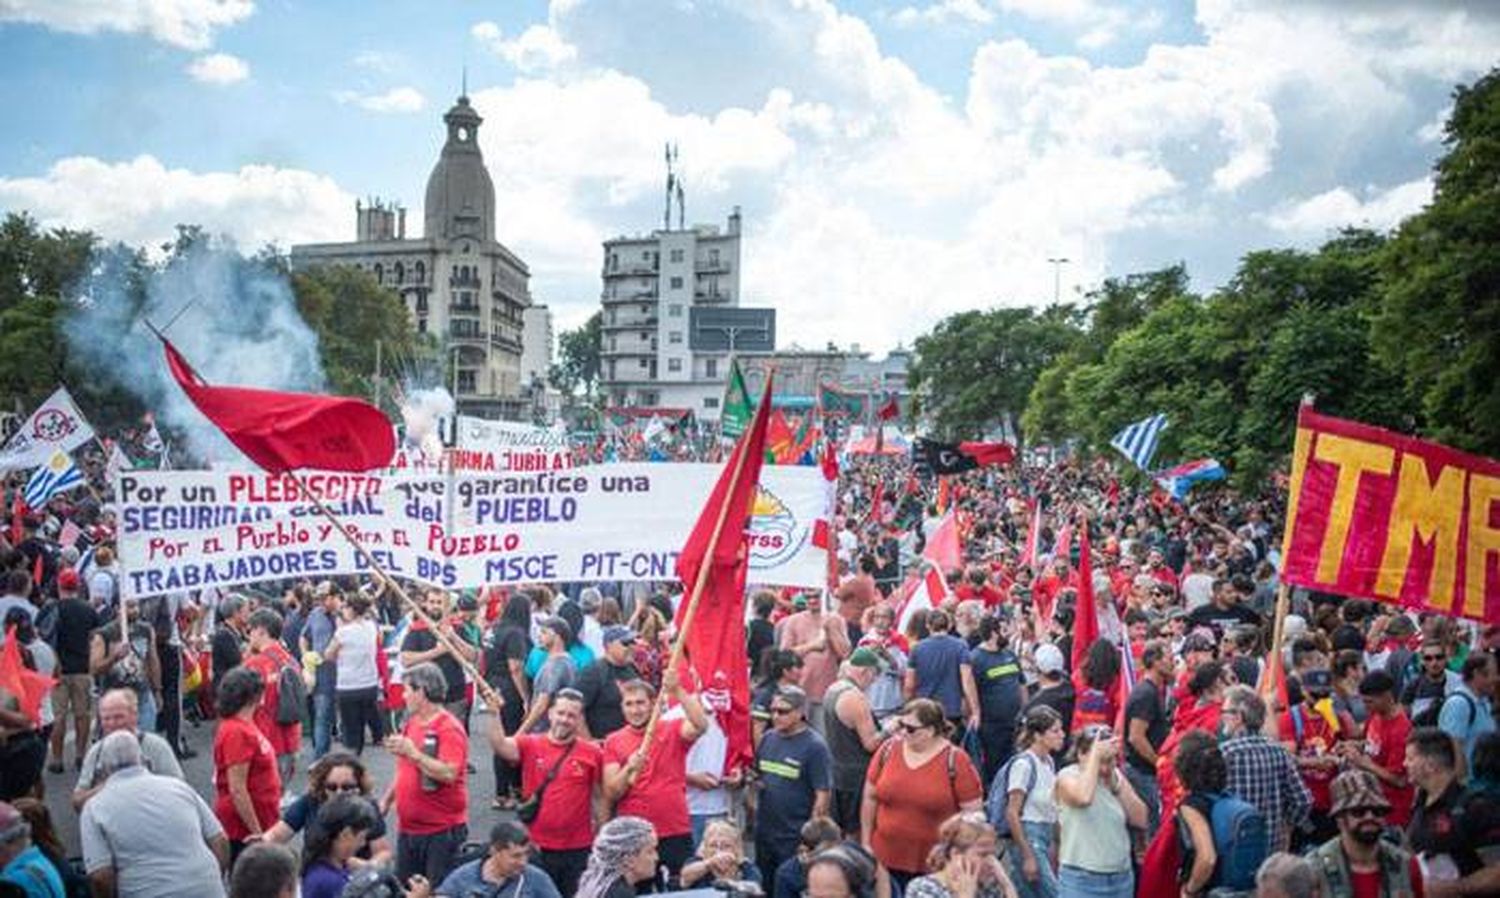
1282, 408, 1500, 624
118, 464, 827, 598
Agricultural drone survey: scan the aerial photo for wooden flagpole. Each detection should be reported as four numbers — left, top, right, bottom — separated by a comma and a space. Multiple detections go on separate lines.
1258, 394, 1315, 732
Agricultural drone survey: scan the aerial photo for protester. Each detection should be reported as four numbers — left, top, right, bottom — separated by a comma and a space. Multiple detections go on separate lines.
862, 698, 984, 890
772, 816, 844, 898
488, 687, 601, 895
824, 649, 887, 835
299, 582, 342, 759
517, 616, 579, 735
906, 610, 981, 737
1253, 853, 1321, 898
80, 731, 228, 898
752, 649, 805, 744
905, 812, 1018, 898
680, 820, 761, 891
9, 798, 84, 898
400, 590, 478, 729
1338, 670, 1413, 827
804, 844, 881, 898
778, 591, 851, 732
578, 625, 643, 739
324, 591, 385, 755
1438, 652, 1496, 764
1220, 686, 1310, 854
1403, 636, 1460, 725
44, 568, 96, 774
1054, 724, 1146, 898
243, 608, 304, 789
858, 602, 910, 721
262, 751, 391, 866
88, 598, 160, 735
0, 799, 65, 898
1309, 770, 1413, 898
968, 616, 1024, 784
1422, 732, 1500, 898
227, 843, 300, 898
211, 594, 251, 685
483, 593, 532, 810
212, 666, 282, 860
1024, 643, 1075, 740
995, 706, 1064, 898
72, 688, 184, 810
433, 820, 561, 898
575, 816, 659, 898
753, 685, 833, 890
384, 662, 469, 886
300, 795, 382, 898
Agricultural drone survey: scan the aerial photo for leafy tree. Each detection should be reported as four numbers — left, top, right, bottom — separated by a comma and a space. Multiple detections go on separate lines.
1371, 67, 1500, 456
551, 311, 602, 400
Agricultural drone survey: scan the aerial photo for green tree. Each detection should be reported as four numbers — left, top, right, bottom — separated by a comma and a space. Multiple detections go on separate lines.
290, 264, 433, 409
1372, 67, 1500, 456
550, 311, 602, 400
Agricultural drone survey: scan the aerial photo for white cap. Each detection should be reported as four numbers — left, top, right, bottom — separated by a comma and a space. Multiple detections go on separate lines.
1035, 643, 1065, 675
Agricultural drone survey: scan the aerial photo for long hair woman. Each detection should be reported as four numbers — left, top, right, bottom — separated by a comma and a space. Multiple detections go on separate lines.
261, 751, 390, 866
485, 592, 531, 810
300, 795, 382, 898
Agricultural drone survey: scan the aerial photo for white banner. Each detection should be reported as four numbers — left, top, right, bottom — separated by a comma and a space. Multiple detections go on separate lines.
117, 463, 826, 598
390, 415, 571, 473
0, 387, 96, 472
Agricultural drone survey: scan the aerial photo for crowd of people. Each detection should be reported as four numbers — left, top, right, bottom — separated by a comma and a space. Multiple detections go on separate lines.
0, 449, 1497, 898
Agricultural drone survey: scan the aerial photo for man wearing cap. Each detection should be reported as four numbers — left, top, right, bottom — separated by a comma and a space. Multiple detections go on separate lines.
47, 566, 97, 773
575, 625, 641, 739
300, 582, 342, 758
517, 617, 577, 736
1309, 770, 1413, 898
1025, 642, 1076, 746
823, 649, 887, 835
752, 685, 832, 890
0, 799, 66, 897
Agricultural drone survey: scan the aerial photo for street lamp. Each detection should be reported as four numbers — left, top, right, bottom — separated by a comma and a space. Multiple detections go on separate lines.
1047, 257, 1070, 305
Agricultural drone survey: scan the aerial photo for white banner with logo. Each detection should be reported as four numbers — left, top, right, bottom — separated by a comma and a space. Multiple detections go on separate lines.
390, 415, 571, 473
0, 387, 97, 472
117, 463, 825, 597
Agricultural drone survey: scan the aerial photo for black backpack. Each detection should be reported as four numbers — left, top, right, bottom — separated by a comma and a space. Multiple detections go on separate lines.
275, 657, 309, 726
1413, 691, 1476, 730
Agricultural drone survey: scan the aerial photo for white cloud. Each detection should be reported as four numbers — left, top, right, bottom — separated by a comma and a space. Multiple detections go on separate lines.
471, 21, 578, 73
351, 49, 402, 73
0, 154, 351, 250
1261, 177, 1433, 235
185, 52, 248, 84
890, 0, 994, 27
0, 0, 253, 50
333, 86, 426, 114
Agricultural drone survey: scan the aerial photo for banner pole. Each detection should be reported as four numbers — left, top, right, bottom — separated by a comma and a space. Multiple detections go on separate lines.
288, 473, 502, 711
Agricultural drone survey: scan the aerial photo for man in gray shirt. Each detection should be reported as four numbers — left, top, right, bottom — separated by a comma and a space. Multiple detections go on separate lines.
80, 731, 228, 898
72, 689, 184, 811
517, 617, 577, 734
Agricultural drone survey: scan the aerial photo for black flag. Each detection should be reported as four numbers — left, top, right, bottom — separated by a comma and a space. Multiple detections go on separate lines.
913, 438, 978, 475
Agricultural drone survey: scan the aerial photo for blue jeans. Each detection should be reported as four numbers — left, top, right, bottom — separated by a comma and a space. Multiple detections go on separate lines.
1122, 764, 1160, 836
1006, 820, 1059, 898
136, 690, 157, 736
312, 691, 335, 758
1058, 866, 1133, 898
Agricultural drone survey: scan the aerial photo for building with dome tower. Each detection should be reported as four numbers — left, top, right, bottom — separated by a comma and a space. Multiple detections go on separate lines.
292, 93, 535, 419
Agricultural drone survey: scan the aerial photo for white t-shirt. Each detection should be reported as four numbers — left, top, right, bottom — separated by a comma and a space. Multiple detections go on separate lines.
334, 618, 381, 691
1006, 749, 1058, 824
685, 715, 729, 817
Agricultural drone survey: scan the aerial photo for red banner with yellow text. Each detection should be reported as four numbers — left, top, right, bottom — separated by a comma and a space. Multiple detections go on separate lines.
1281, 408, 1500, 624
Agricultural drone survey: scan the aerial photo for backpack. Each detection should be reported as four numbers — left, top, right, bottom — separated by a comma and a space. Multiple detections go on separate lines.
1412, 691, 1474, 730
986, 751, 1039, 833
35, 601, 60, 647
275, 655, 309, 726
873, 739, 960, 807
1205, 793, 1269, 891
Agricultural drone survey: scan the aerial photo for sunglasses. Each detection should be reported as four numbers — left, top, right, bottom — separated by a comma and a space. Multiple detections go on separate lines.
1422, 654, 1446, 662
769, 706, 796, 716
896, 721, 927, 734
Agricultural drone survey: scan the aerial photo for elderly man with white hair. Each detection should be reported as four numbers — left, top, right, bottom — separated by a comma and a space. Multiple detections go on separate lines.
80, 730, 229, 898
72, 688, 184, 811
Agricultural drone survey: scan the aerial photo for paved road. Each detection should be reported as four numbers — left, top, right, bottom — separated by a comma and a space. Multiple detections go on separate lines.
41, 707, 516, 859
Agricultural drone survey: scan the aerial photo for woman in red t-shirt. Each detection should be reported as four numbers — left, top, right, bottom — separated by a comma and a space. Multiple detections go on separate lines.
244, 608, 304, 787
213, 666, 283, 862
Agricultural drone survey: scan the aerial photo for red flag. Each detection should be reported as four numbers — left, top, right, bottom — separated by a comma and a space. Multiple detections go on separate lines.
865, 480, 886, 527
674, 377, 774, 773
877, 392, 900, 421
766, 409, 796, 464
897, 565, 950, 631
162, 338, 394, 473
0, 625, 54, 726
1072, 522, 1099, 673
1258, 641, 1289, 713
8, 496, 25, 545
812, 441, 839, 591
923, 510, 963, 572
1020, 502, 1042, 569
957, 440, 1016, 466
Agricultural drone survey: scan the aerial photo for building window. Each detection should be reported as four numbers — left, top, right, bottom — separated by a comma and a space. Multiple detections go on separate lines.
373, 263, 383, 283
668, 358, 682, 372
709, 248, 720, 265
608, 309, 616, 325
638, 359, 649, 370
457, 371, 476, 394
609, 336, 617, 351
705, 358, 718, 378
416, 295, 428, 313
669, 249, 684, 263
417, 318, 427, 333
669, 277, 683, 289
608, 254, 618, 271
704, 396, 719, 409
394, 262, 404, 284
415, 261, 425, 284
642, 251, 651, 261
640, 304, 649, 314
668, 304, 683, 317
669, 331, 682, 344
640, 332, 649, 341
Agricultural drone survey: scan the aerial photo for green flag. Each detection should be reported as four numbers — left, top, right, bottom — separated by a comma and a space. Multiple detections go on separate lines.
721, 358, 752, 438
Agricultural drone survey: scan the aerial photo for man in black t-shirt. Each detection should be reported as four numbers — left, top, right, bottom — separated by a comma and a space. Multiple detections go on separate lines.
210, 593, 250, 684
47, 569, 99, 772
576, 625, 642, 738
1123, 639, 1173, 834
1406, 726, 1486, 878
1185, 577, 1261, 636
399, 590, 476, 721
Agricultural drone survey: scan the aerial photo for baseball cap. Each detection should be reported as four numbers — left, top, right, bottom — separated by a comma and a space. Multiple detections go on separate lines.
602, 625, 636, 646
1035, 643, 1065, 675
57, 568, 80, 594
848, 647, 880, 668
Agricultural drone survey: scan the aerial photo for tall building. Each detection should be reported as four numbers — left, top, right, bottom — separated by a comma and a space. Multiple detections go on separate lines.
601, 207, 777, 416
291, 94, 531, 419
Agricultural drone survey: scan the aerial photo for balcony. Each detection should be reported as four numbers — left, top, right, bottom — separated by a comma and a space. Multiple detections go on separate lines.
602, 316, 658, 330
450, 331, 487, 346
696, 259, 731, 274
602, 344, 655, 357
694, 290, 731, 303
450, 302, 481, 315
450, 273, 482, 288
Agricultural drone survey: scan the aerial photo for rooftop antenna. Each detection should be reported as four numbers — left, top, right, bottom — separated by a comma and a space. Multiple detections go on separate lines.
461, 65, 468, 98
676, 168, 686, 231
663, 142, 679, 231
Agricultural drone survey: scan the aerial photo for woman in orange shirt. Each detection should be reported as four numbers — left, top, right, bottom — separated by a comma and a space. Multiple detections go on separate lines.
860, 698, 984, 891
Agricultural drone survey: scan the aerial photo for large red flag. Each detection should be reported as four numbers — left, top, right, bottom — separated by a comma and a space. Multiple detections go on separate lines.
923, 510, 963, 572
1020, 502, 1041, 569
674, 377, 774, 772
1071, 521, 1099, 673
0, 625, 54, 726
957, 440, 1016, 466
162, 338, 394, 473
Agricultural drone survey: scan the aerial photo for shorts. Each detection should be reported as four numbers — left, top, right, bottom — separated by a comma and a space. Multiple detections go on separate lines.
52, 675, 92, 720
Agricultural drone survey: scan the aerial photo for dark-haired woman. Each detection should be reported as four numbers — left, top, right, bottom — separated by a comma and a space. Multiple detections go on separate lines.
301, 795, 383, 898
1001, 707, 1065, 898
212, 666, 282, 863
324, 593, 385, 755
484, 593, 531, 810
263, 751, 391, 867
1172, 731, 1226, 898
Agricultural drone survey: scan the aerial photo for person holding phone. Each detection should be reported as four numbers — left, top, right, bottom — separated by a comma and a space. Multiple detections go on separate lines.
1054, 725, 1147, 898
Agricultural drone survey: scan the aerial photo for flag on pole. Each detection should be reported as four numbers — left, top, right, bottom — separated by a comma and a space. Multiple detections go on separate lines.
674, 376, 775, 772
161, 337, 395, 473
896, 564, 951, 632
720, 358, 752, 439
1153, 458, 1227, 500
23, 449, 83, 508
0, 625, 54, 726
0, 387, 96, 472
1110, 413, 1168, 471
1072, 521, 1100, 673
913, 439, 1016, 474
1113, 637, 1137, 732
1020, 502, 1042, 568
876, 391, 901, 422
923, 510, 963, 572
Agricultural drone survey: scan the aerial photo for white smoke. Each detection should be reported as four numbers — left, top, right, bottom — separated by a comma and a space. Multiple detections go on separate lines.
64, 238, 327, 465
398, 386, 454, 463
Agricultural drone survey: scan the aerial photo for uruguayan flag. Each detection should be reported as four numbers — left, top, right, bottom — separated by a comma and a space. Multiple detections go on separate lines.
24, 449, 83, 507
1110, 413, 1167, 471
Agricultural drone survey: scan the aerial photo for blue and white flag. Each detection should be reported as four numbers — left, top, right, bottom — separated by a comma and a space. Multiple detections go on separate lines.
24, 449, 83, 507
1154, 458, 1227, 501
1110, 413, 1167, 471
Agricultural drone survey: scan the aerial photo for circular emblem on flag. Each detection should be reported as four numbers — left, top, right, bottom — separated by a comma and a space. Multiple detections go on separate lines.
32, 409, 76, 442
748, 487, 805, 568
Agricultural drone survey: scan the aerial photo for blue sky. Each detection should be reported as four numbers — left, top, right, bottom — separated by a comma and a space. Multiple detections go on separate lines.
1, 0, 1494, 351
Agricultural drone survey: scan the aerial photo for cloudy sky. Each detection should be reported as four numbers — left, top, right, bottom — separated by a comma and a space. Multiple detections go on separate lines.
0, 1, 1493, 353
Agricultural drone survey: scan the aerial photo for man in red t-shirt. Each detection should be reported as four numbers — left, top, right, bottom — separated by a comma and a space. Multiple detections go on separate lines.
603, 668, 708, 879
243, 608, 302, 788
489, 687, 601, 896
383, 661, 468, 887
1280, 670, 1340, 848
1338, 671, 1414, 827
